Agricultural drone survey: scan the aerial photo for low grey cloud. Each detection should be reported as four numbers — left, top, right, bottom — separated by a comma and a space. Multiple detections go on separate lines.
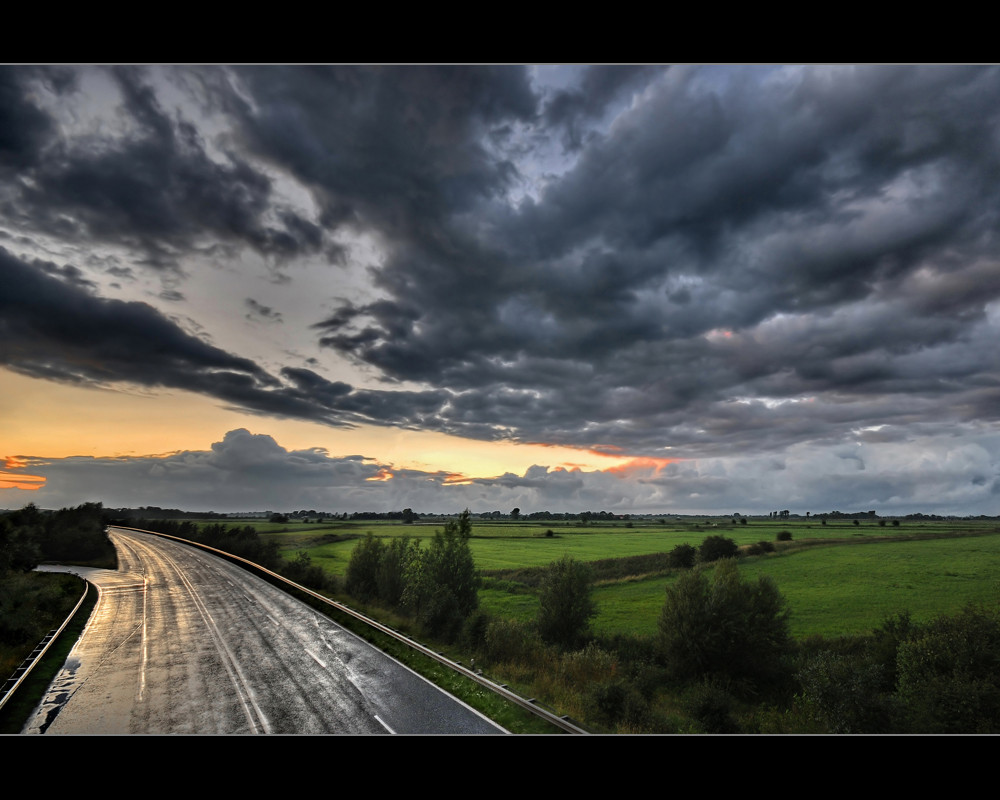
7, 426, 999, 517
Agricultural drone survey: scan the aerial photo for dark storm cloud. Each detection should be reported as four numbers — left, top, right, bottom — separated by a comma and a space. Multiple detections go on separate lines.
1, 66, 324, 269
0, 249, 455, 431
6, 65, 1000, 467
268, 66, 1000, 455
227, 66, 537, 238
543, 65, 666, 150
0, 67, 54, 169
1, 248, 275, 389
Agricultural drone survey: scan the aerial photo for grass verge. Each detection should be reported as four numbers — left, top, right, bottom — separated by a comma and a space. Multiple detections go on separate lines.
0, 574, 95, 734
282, 586, 564, 734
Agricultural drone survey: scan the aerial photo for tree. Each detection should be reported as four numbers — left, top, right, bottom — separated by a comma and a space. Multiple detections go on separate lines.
536, 555, 596, 649
345, 533, 384, 602
659, 559, 792, 692
511, 507, 520, 520
376, 536, 418, 608
0, 515, 40, 575
403, 509, 480, 641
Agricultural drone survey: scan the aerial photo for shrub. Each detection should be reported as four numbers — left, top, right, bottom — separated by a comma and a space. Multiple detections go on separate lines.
482, 616, 541, 665
281, 550, 337, 592
659, 559, 792, 693
461, 610, 492, 654
895, 604, 1000, 733
667, 543, 697, 569
776, 530, 792, 541
682, 680, 741, 733
536, 555, 596, 649
585, 679, 650, 730
698, 535, 739, 563
797, 650, 893, 733
747, 540, 775, 555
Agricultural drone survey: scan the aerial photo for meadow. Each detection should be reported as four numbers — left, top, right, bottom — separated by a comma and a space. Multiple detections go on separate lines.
233, 515, 1000, 641
172, 513, 1000, 732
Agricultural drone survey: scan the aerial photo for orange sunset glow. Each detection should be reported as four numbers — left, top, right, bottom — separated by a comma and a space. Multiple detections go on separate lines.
0, 470, 46, 491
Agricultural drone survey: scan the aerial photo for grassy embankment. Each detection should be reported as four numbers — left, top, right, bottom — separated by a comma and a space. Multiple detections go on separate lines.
0, 572, 94, 734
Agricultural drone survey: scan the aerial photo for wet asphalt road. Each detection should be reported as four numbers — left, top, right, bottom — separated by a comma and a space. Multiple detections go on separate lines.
23, 527, 506, 735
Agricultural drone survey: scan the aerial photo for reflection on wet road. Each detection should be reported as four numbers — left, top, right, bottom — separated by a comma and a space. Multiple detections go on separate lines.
24, 528, 505, 734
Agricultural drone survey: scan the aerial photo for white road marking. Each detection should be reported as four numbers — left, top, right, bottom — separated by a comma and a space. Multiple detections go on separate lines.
305, 648, 327, 669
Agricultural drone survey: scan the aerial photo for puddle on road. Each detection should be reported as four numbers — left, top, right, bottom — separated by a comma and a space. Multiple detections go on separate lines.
24, 656, 81, 734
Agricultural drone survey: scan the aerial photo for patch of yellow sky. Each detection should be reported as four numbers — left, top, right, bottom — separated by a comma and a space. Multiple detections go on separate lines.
1, 369, 649, 489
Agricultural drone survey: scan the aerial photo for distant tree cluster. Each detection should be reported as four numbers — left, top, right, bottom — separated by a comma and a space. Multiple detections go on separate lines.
349, 510, 423, 521
110, 506, 229, 520
579, 511, 622, 522
131, 518, 282, 571
814, 510, 878, 520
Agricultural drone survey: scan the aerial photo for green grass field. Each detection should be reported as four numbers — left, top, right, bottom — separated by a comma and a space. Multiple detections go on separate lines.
217, 515, 1000, 641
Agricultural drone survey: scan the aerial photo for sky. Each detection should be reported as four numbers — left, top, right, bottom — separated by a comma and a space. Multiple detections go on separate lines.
3, 64, 1000, 516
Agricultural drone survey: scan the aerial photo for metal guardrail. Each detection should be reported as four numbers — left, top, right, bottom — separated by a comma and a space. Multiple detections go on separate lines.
0, 581, 90, 714
109, 525, 589, 734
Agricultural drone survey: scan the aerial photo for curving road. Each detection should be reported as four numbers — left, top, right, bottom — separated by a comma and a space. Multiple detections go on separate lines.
23, 527, 505, 734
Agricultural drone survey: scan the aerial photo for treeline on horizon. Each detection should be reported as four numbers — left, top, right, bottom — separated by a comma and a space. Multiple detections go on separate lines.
10, 503, 997, 523
105, 506, 997, 522
0, 501, 335, 591
121, 517, 335, 591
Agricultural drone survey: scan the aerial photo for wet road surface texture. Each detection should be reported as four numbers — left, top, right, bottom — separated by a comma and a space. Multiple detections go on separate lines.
23, 528, 505, 734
